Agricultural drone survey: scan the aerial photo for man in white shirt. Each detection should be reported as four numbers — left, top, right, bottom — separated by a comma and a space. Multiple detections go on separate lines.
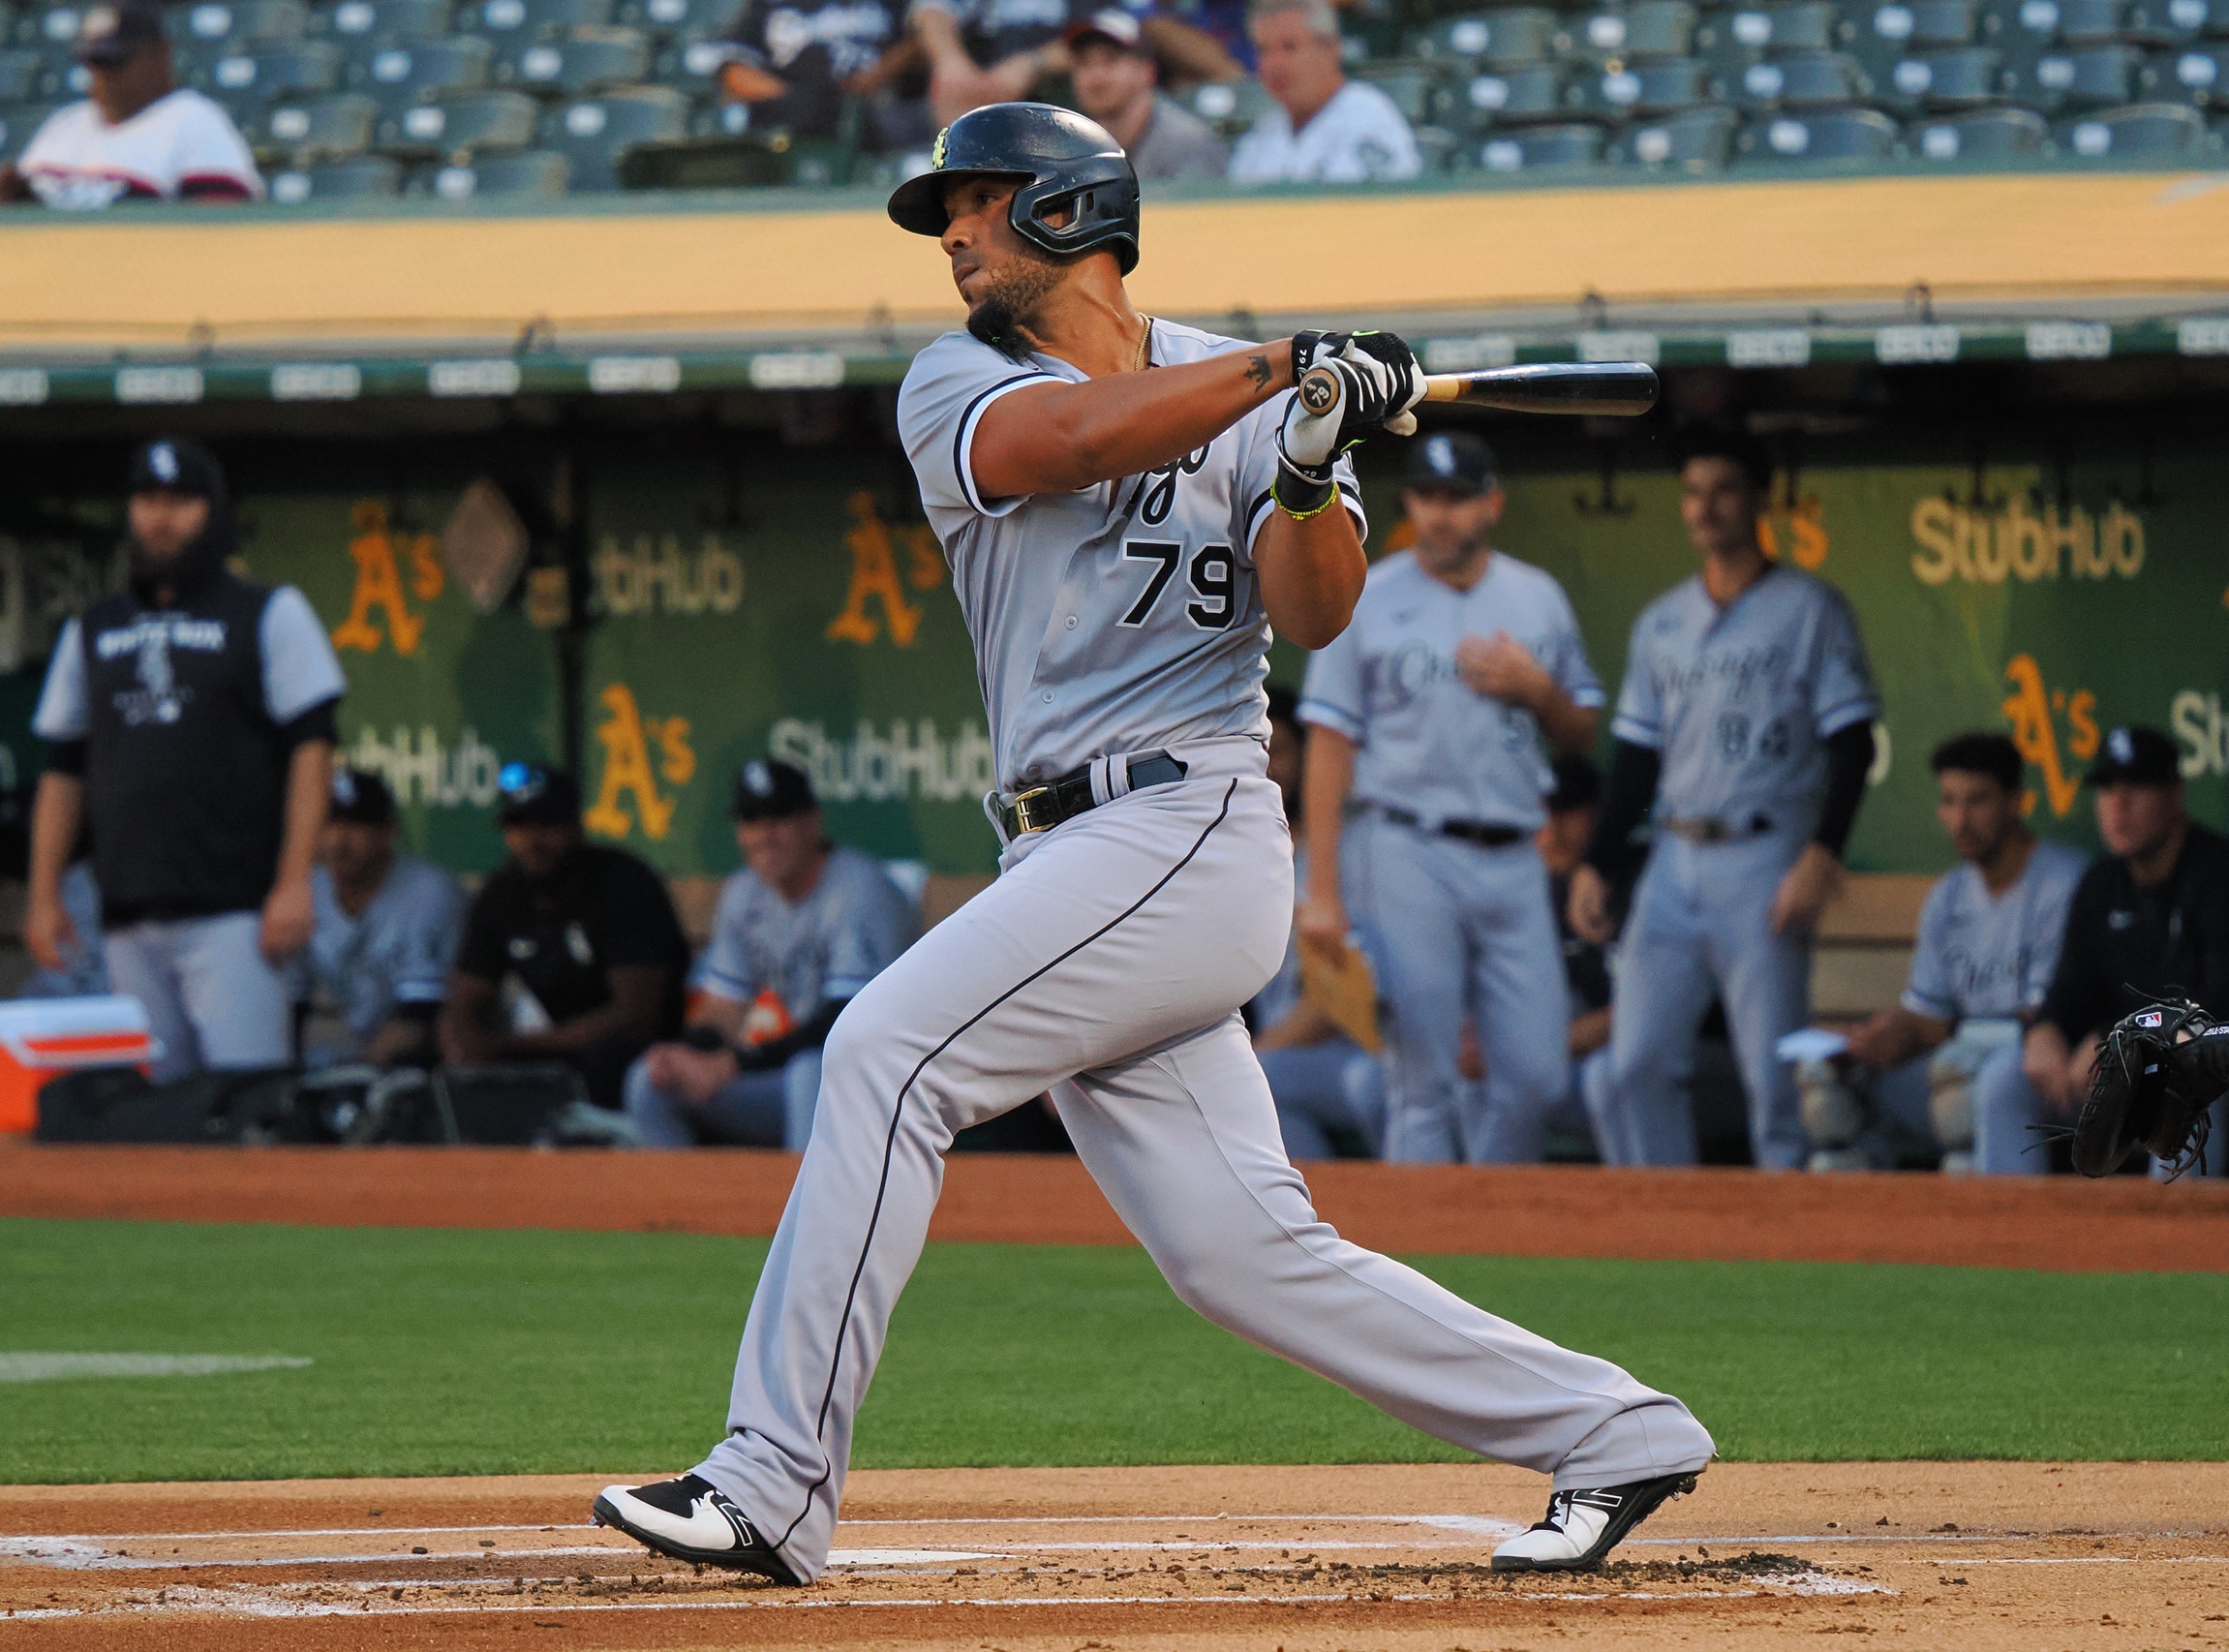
1228, 0, 1420, 184
0, 0, 261, 209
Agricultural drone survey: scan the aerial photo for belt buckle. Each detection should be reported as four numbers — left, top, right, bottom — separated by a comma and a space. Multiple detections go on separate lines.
1009, 784, 1058, 836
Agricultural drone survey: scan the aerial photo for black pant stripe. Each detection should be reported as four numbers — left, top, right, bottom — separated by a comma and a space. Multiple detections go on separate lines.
772, 778, 1240, 1554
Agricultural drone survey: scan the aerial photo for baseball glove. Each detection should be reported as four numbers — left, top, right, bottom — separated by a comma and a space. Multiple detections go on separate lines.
2072, 997, 2228, 1179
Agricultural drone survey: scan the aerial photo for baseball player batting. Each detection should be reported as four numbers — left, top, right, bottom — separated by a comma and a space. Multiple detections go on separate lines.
593, 102, 1712, 1581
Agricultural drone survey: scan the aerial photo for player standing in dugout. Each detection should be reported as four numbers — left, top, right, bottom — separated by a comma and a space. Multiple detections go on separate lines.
595, 103, 1713, 1583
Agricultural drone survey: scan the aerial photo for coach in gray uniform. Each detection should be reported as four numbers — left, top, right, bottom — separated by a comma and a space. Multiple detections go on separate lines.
1299, 432, 1602, 1162
25, 438, 344, 1081
305, 767, 466, 1068
626, 760, 919, 1149
1571, 428, 1879, 1170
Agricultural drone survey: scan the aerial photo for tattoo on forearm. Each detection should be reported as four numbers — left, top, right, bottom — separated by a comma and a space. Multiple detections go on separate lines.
1245, 352, 1271, 390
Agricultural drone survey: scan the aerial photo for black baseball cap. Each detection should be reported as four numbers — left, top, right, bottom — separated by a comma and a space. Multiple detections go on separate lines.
329, 766, 397, 826
732, 758, 816, 822
1404, 431, 1496, 497
496, 761, 581, 826
127, 436, 226, 502
76, 1, 167, 65
2085, 724, 2181, 788
1065, 8, 1148, 50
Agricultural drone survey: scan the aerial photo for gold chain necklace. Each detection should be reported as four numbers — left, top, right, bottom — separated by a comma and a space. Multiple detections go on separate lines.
1134, 316, 1152, 371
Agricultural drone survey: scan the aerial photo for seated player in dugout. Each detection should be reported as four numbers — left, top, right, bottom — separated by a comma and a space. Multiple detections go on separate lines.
2025, 723, 2229, 1176
625, 759, 921, 1150
1798, 732, 2086, 1175
440, 764, 691, 1108
302, 767, 468, 1070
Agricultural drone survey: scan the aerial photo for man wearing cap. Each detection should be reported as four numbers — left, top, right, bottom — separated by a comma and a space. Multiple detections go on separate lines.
303, 767, 466, 1069
624, 759, 920, 1149
0, 0, 260, 209
26, 438, 345, 1082
1298, 431, 1603, 1162
1229, 0, 1420, 184
1066, 10, 1230, 180
2027, 723, 2229, 1173
441, 764, 691, 1109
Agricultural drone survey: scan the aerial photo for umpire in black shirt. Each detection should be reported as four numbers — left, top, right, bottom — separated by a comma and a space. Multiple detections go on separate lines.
440, 763, 690, 1107
25, 438, 345, 1080
2026, 724, 2229, 1170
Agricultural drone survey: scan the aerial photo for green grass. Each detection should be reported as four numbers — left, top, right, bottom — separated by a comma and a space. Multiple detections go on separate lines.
1, 1217, 2223, 1484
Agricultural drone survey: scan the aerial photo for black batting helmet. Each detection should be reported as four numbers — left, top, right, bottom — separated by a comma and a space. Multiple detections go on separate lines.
887, 102, 1141, 275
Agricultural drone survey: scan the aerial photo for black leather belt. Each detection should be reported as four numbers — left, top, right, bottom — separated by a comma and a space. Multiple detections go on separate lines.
1661, 811, 1775, 843
1377, 806, 1525, 847
997, 751, 1189, 838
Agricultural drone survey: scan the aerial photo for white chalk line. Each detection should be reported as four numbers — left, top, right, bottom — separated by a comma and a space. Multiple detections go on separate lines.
0, 1354, 313, 1384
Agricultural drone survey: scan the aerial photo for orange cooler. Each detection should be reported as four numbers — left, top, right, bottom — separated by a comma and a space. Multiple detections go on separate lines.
0, 996, 161, 1135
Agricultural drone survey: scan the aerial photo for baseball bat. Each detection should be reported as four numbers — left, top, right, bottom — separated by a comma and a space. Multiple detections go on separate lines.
1298, 360, 1659, 418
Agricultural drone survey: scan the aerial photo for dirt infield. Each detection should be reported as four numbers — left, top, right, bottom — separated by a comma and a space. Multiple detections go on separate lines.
5, 1141, 2228, 1270
4, 1462, 2224, 1650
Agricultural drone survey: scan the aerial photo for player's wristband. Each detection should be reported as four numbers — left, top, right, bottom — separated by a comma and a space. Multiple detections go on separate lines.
1273, 458, 1337, 521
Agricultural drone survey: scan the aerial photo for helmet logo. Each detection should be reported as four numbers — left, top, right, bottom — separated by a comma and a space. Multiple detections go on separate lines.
931, 128, 948, 169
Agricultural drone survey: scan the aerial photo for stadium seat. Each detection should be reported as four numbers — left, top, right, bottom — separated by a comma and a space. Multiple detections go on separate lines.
1356, 61, 1443, 124
654, 27, 742, 96
495, 24, 651, 94
377, 83, 536, 152
2122, 0, 2216, 39
1606, 98, 1739, 163
1880, 42, 2002, 106
2057, 91, 2215, 143
313, 0, 453, 41
1737, 102, 1902, 153
204, 41, 342, 100
1695, 0, 1845, 87
2061, 39, 2145, 97
2144, 40, 2227, 99
415, 146, 569, 195
1185, 76, 1271, 136
1568, 0, 1699, 61
1580, 53, 1712, 113
1735, 46, 1873, 104
1406, 8, 1559, 67
267, 152, 403, 198
15, 5, 82, 49
456, 0, 614, 39
1475, 118, 1606, 168
351, 35, 492, 116
539, 81, 685, 186
614, 0, 742, 37
1998, 43, 2079, 100
1912, 100, 2049, 148
262, 89, 378, 158
2058, 0, 2132, 37
170, 0, 307, 46
1437, 61, 1569, 126
0, 100, 55, 159
0, 46, 41, 100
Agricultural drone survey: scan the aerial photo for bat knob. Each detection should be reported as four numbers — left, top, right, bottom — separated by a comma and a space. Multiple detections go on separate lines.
1298, 366, 1339, 415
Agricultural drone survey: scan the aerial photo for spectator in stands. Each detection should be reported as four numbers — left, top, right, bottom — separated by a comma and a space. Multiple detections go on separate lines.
718, 0, 929, 147
1537, 754, 1619, 1158
1228, 0, 1418, 184
302, 767, 465, 1070
909, 0, 1069, 126
2026, 724, 2229, 1173
24, 438, 342, 1082
0, 0, 260, 209
1250, 688, 1384, 1159
440, 764, 689, 1109
625, 759, 918, 1148
1065, 10, 1230, 177
1812, 733, 2086, 1175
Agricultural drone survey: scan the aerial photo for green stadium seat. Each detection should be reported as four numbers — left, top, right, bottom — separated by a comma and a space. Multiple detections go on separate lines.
1880, 42, 2002, 106
0, 98, 54, 159
205, 41, 343, 100
1580, 52, 1712, 112
655, 26, 742, 95
1475, 118, 1607, 168
1738, 102, 1902, 152
2058, 0, 2133, 37
1185, 76, 1272, 136
495, 23, 651, 94
615, 0, 743, 38
351, 35, 492, 116
1911, 99, 2049, 147
1436, 61, 1570, 126
0, 46, 41, 99
415, 145, 570, 194
378, 83, 536, 151
172, 0, 307, 46
2061, 39, 2144, 97
267, 152, 403, 197
2000, 44, 2078, 101
540, 81, 685, 186
1695, 0, 1847, 85
1406, 8, 1559, 67
1357, 61, 1445, 123
456, 0, 615, 39
1734, 46, 1874, 104
15, 4, 83, 49
1607, 97, 1739, 161
262, 89, 378, 157
314, 0, 454, 41
1568, 0, 1698, 62
2143, 40, 2227, 99
2056, 89, 2215, 141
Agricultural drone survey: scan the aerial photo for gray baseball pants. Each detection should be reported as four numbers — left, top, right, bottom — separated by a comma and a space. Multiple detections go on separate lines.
691, 749, 1714, 1582
104, 911, 292, 1082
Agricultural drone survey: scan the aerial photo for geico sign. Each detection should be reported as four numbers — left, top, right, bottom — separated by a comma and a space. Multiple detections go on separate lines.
1910, 497, 2144, 586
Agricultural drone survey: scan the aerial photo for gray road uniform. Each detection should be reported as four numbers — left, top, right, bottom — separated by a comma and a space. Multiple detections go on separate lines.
626, 846, 920, 1149
304, 852, 465, 1066
688, 321, 1713, 1582
1603, 566, 1879, 1169
1300, 549, 1602, 1163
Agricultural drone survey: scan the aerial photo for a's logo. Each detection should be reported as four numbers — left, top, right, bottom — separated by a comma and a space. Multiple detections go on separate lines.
331, 501, 444, 658
931, 128, 948, 168
584, 683, 694, 841
2000, 653, 2097, 817
826, 493, 943, 648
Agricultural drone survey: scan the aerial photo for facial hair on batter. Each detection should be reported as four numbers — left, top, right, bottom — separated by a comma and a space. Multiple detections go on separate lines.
964, 248, 1073, 360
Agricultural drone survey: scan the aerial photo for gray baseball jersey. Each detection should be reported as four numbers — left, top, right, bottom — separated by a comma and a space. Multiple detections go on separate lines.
1298, 548, 1602, 831
1902, 840, 2088, 1024
896, 321, 1361, 788
1611, 565, 1879, 827
308, 850, 466, 1047
697, 844, 920, 1020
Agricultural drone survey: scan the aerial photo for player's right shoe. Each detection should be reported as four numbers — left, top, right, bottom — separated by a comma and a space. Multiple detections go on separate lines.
1488, 1471, 1700, 1573
593, 1475, 802, 1583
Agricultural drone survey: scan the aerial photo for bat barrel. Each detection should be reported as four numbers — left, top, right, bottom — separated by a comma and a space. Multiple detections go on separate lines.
1423, 360, 1659, 416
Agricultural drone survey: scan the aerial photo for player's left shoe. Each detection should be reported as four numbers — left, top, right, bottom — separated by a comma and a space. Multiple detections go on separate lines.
1489, 1471, 1700, 1573
593, 1475, 802, 1583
